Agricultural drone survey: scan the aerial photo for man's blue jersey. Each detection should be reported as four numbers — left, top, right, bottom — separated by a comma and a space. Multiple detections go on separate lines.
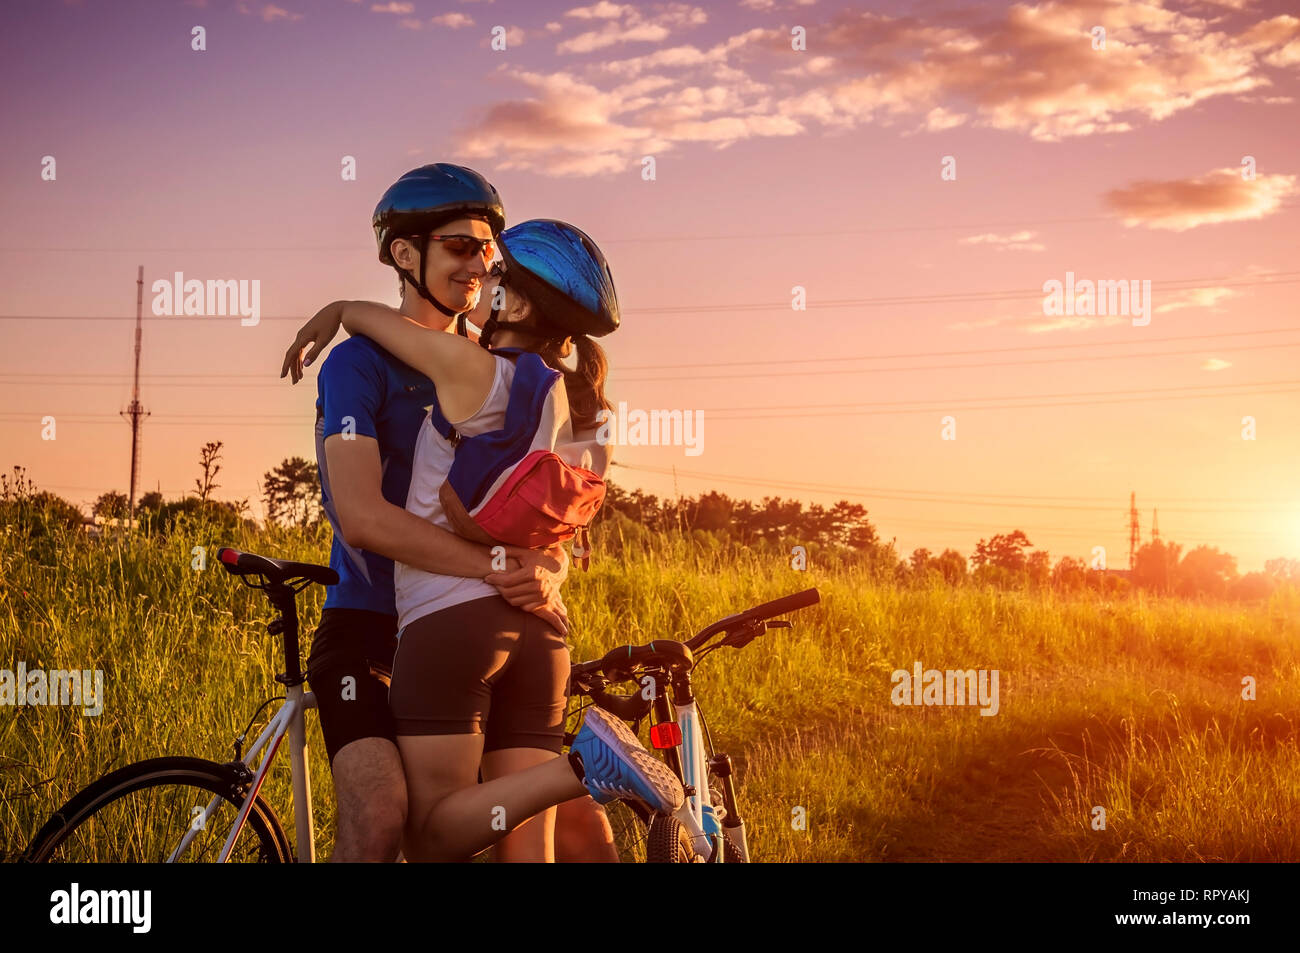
314, 335, 437, 615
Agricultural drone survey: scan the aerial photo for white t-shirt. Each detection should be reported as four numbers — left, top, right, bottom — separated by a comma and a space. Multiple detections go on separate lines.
395, 354, 517, 634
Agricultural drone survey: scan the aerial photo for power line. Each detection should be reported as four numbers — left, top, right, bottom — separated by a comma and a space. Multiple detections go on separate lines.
616, 340, 1300, 383
622, 273, 1300, 316
5, 377, 1300, 427
4, 326, 1300, 384
0, 205, 1295, 252
617, 325, 1300, 371
7, 338, 1300, 391
0, 416, 314, 427
707, 384, 1300, 420
1, 270, 1297, 322
700, 377, 1300, 414
0, 374, 302, 384
854, 513, 1286, 542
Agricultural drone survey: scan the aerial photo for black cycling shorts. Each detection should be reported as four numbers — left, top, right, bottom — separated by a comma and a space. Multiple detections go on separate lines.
306, 607, 399, 764
389, 595, 570, 753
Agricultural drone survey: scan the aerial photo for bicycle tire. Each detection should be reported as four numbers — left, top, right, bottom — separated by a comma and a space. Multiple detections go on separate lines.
720, 828, 746, 862
22, 756, 293, 863
645, 814, 747, 863
646, 814, 706, 863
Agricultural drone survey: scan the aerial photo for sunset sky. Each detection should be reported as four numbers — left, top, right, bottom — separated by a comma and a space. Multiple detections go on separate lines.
2, 0, 1298, 572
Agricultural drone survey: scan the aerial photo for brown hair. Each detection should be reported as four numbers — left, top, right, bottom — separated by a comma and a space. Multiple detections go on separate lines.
504, 292, 612, 432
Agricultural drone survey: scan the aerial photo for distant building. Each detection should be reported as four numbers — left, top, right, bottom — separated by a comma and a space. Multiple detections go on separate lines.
82, 514, 140, 537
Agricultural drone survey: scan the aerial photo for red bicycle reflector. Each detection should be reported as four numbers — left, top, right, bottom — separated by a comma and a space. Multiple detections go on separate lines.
650, 722, 682, 749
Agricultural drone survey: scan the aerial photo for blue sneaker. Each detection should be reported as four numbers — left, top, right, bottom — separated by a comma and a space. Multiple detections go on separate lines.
571, 707, 684, 814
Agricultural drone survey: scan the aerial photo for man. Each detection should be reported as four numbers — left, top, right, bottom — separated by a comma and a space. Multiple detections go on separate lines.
281, 163, 615, 861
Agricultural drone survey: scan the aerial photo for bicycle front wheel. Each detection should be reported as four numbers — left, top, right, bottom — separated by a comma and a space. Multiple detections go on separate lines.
604, 798, 651, 862
646, 813, 746, 863
646, 814, 707, 863
23, 756, 292, 863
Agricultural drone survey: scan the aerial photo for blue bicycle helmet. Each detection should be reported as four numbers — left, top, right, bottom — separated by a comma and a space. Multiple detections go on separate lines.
372, 164, 505, 323
486, 219, 619, 343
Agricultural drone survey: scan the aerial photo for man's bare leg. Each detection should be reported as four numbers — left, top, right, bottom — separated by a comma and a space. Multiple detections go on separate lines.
329, 736, 407, 862
555, 795, 618, 862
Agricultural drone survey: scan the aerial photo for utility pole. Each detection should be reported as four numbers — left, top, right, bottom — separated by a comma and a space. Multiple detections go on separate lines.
120, 265, 150, 526
1128, 491, 1140, 571
1151, 508, 1160, 542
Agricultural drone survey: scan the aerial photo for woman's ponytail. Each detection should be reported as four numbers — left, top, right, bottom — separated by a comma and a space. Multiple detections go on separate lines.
534, 332, 609, 432
567, 334, 611, 432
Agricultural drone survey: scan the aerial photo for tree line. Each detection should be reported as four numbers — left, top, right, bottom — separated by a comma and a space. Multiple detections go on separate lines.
4, 449, 1297, 603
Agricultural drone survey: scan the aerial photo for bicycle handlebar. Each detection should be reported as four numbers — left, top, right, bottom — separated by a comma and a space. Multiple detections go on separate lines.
684, 587, 820, 650
571, 588, 821, 713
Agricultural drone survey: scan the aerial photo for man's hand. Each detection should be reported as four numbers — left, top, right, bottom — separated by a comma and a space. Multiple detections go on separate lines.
281, 301, 346, 384
485, 544, 571, 637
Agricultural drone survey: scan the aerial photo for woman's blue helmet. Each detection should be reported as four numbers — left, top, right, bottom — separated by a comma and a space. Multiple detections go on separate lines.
494, 219, 619, 338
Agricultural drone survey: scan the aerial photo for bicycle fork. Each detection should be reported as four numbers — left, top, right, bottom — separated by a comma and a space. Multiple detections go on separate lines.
708, 752, 750, 862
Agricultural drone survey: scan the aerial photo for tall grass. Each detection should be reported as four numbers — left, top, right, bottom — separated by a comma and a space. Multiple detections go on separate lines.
2, 514, 1298, 861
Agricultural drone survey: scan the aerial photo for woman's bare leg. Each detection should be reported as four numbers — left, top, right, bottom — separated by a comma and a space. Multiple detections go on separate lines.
399, 734, 586, 861
481, 747, 559, 862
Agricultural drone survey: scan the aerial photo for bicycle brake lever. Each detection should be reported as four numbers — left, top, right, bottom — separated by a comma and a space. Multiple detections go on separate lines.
723, 621, 764, 649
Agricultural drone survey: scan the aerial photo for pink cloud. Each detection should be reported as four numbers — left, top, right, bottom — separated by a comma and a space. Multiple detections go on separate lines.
1104, 167, 1298, 231
741, 2, 1295, 141
456, 69, 664, 176
959, 230, 1045, 252
453, 0, 1300, 177
565, 2, 636, 20
431, 12, 473, 28
237, 1, 304, 22
558, 3, 707, 54
1154, 287, 1238, 313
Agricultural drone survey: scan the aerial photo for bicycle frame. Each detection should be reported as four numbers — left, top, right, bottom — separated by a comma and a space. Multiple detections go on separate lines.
658, 693, 748, 863
670, 699, 723, 860
167, 682, 317, 863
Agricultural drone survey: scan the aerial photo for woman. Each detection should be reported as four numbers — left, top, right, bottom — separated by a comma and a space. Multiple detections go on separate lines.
305, 220, 681, 861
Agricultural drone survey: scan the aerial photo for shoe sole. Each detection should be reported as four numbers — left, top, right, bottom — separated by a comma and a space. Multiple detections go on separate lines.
583, 708, 684, 814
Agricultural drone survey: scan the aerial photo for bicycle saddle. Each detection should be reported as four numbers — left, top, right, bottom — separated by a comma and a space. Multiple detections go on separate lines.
217, 548, 338, 586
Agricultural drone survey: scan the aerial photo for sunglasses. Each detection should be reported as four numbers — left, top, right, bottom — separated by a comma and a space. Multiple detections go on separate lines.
426, 234, 497, 260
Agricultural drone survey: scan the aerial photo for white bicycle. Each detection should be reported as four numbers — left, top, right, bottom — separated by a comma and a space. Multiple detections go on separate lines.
567, 587, 821, 863
23, 548, 333, 863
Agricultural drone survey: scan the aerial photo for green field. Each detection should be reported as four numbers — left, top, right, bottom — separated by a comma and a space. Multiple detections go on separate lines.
3, 512, 1299, 862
